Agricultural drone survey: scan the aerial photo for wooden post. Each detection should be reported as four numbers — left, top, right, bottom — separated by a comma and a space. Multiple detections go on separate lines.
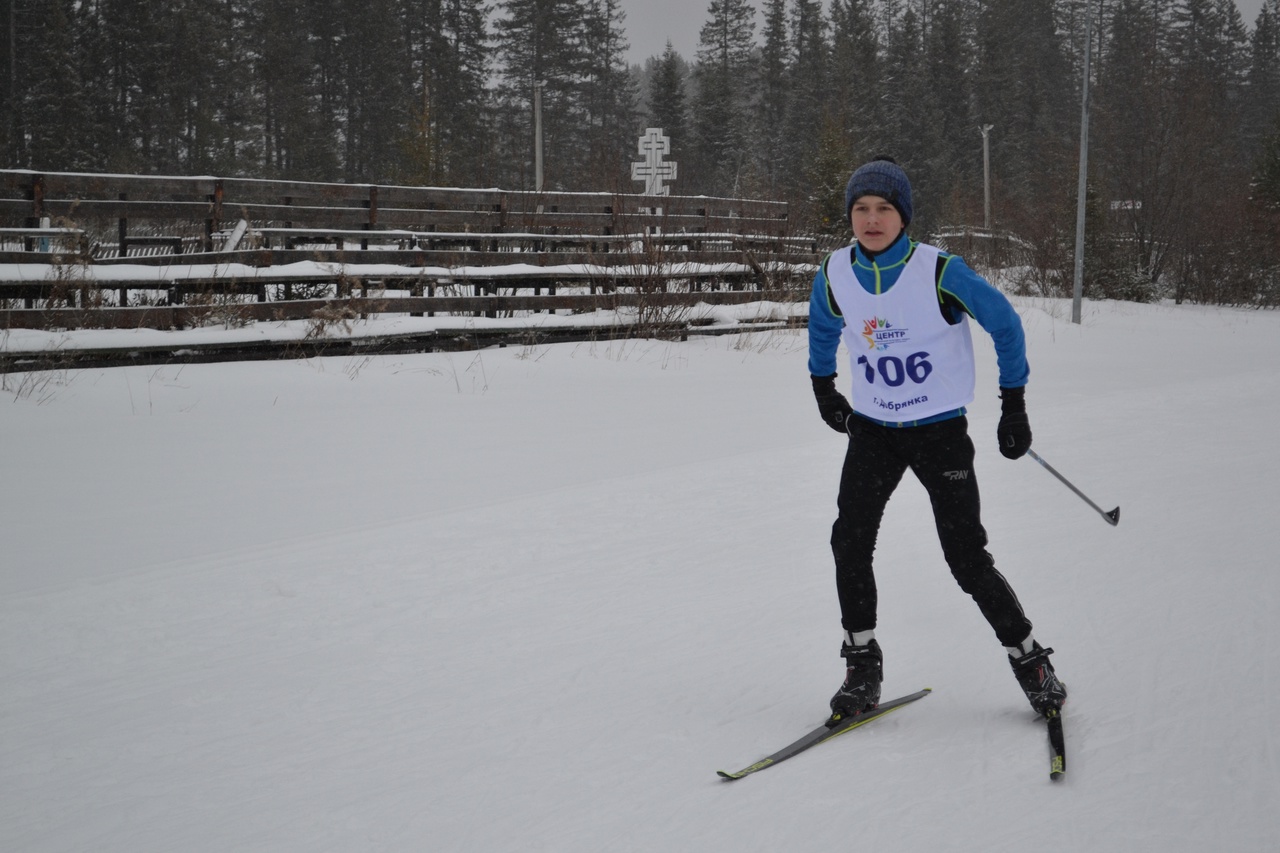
118, 193, 128, 257
207, 179, 224, 252
31, 174, 45, 225
364, 185, 378, 250
411, 278, 423, 317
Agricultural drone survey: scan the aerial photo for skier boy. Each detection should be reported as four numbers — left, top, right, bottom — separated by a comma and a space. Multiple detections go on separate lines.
808, 156, 1067, 721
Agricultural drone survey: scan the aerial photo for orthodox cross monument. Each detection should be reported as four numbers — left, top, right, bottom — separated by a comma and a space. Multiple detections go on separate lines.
631, 128, 677, 196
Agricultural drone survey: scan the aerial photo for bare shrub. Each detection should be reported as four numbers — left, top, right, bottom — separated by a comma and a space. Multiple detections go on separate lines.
183, 289, 255, 329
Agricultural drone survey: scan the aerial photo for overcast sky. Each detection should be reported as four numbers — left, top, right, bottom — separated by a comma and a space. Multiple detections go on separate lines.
619, 0, 760, 64
1238, 0, 1265, 26
619, 0, 1266, 66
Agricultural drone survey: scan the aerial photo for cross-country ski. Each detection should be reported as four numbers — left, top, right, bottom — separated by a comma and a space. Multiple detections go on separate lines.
717, 689, 932, 781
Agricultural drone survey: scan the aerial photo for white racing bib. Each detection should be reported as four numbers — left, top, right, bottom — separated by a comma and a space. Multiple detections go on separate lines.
826, 243, 975, 422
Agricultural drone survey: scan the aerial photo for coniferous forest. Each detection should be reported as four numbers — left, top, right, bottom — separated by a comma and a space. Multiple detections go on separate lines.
5, 0, 1280, 304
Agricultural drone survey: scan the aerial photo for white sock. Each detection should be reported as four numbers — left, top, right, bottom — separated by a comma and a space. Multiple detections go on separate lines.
845, 629, 876, 647
1006, 634, 1037, 658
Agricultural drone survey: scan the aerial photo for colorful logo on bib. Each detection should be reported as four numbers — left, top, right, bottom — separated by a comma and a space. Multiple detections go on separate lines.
862, 317, 911, 351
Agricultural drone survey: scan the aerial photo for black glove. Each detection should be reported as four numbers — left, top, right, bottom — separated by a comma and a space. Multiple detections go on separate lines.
997, 386, 1032, 459
812, 374, 854, 434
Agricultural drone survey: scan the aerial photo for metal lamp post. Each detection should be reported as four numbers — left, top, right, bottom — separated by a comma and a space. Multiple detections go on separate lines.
533, 81, 545, 193
1071, 2, 1095, 325
980, 124, 994, 231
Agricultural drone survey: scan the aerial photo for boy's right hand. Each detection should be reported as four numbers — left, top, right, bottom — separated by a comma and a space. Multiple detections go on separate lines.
811, 374, 853, 434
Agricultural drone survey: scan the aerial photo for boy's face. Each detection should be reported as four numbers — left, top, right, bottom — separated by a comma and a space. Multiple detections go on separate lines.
849, 195, 903, 254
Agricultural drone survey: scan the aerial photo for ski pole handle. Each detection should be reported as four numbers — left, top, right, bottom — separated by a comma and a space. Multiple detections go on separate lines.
1026, 449, 1120, 526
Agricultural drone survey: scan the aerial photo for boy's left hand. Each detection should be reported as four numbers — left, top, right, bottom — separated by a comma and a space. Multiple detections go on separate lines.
997, 386, 1032, 459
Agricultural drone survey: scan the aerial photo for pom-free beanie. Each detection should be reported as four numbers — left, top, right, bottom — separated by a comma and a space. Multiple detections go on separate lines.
844, 157, 913, 225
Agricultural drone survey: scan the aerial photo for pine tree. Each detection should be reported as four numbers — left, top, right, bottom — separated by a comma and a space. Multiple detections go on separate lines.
209, 0, 258, 174
164, 0, 243, 173
254, 0, 337, 179
968, 0, 1073, 229
402, 0, 491, 185
923, 0, 973, 182
580, 0, 639, 190
780, 0, 828, 195
11, 0, 96, 171
755, 0, 790, 196
337, 0, 413, 182
808, 0, 882, 235
880, 5, 947, 230
91, 0, 178, 171
690, 0, 757, 195
1247, 0, 1280, 148
645, 42, 690, 178
1159, 0, 1251, 302
1170, 0, 1247, 91
1254, 113, 1280, 210
492, 0, 592, 190
1093, 0, 1176, 288
826, 0, 882, 161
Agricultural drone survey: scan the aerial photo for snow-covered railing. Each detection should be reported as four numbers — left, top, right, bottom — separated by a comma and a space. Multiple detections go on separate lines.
0, 170, 818, 331
1, 170, 796, 259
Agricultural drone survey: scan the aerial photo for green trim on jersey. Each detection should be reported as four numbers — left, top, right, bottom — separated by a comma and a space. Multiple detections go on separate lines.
854, 241, 918, 295
825, 241, 961, 325
821, 253, 843, 318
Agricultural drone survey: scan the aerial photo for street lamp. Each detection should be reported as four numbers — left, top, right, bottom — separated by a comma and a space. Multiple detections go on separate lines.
980, 124, 994, 231
1072, 2, 1096, 325
532, 80, 547, 192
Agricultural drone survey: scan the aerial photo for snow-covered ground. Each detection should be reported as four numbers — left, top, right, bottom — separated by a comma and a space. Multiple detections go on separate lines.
3, 297, 1278, 852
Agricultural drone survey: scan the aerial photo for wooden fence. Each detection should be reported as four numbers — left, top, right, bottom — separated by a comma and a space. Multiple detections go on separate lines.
0, 170, 822, 333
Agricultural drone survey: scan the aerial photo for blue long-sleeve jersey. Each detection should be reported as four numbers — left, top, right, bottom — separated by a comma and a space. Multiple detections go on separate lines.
808, 234, 1029, 417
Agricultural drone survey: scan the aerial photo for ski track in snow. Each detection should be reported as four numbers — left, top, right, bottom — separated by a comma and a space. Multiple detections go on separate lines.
2, 298, 1279, 852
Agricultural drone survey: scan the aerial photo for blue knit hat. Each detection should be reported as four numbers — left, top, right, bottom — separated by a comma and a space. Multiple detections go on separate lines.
844, 157, 913, 226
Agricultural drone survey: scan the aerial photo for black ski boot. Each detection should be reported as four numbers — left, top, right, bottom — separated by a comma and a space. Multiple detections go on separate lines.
829, 639, 882, 719
1009, 641, 1068, 717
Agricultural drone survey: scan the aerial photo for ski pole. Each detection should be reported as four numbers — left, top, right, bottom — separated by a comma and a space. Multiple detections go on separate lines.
1026, 448, 1120, 526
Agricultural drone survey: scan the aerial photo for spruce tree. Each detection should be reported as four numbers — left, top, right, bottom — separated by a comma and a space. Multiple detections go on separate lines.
923, 0, 974, 190
1093, 0, 1174, 288
337, 0, 412, 182
690, 0, 757, 196
580, 0, 639, 190
12, 0, 95, 171
1248, 0, 1280, 150
254, 0, 337, 180
92, 0, 179, 171
826, 0, 882, 161
402, 0, 491, 186
1162, 0, 1251, 301
816, 0, 880, 230
165, 0, 245, 173
492, 0, 592, 190
645, 42, 690, 179
755, 0, 790, 196
881, 6, 945, 230
969, 0, 1073, 228
781, 0, 829, 196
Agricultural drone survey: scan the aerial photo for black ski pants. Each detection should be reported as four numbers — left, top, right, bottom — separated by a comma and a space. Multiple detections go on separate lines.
831, 414, 1033, 648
